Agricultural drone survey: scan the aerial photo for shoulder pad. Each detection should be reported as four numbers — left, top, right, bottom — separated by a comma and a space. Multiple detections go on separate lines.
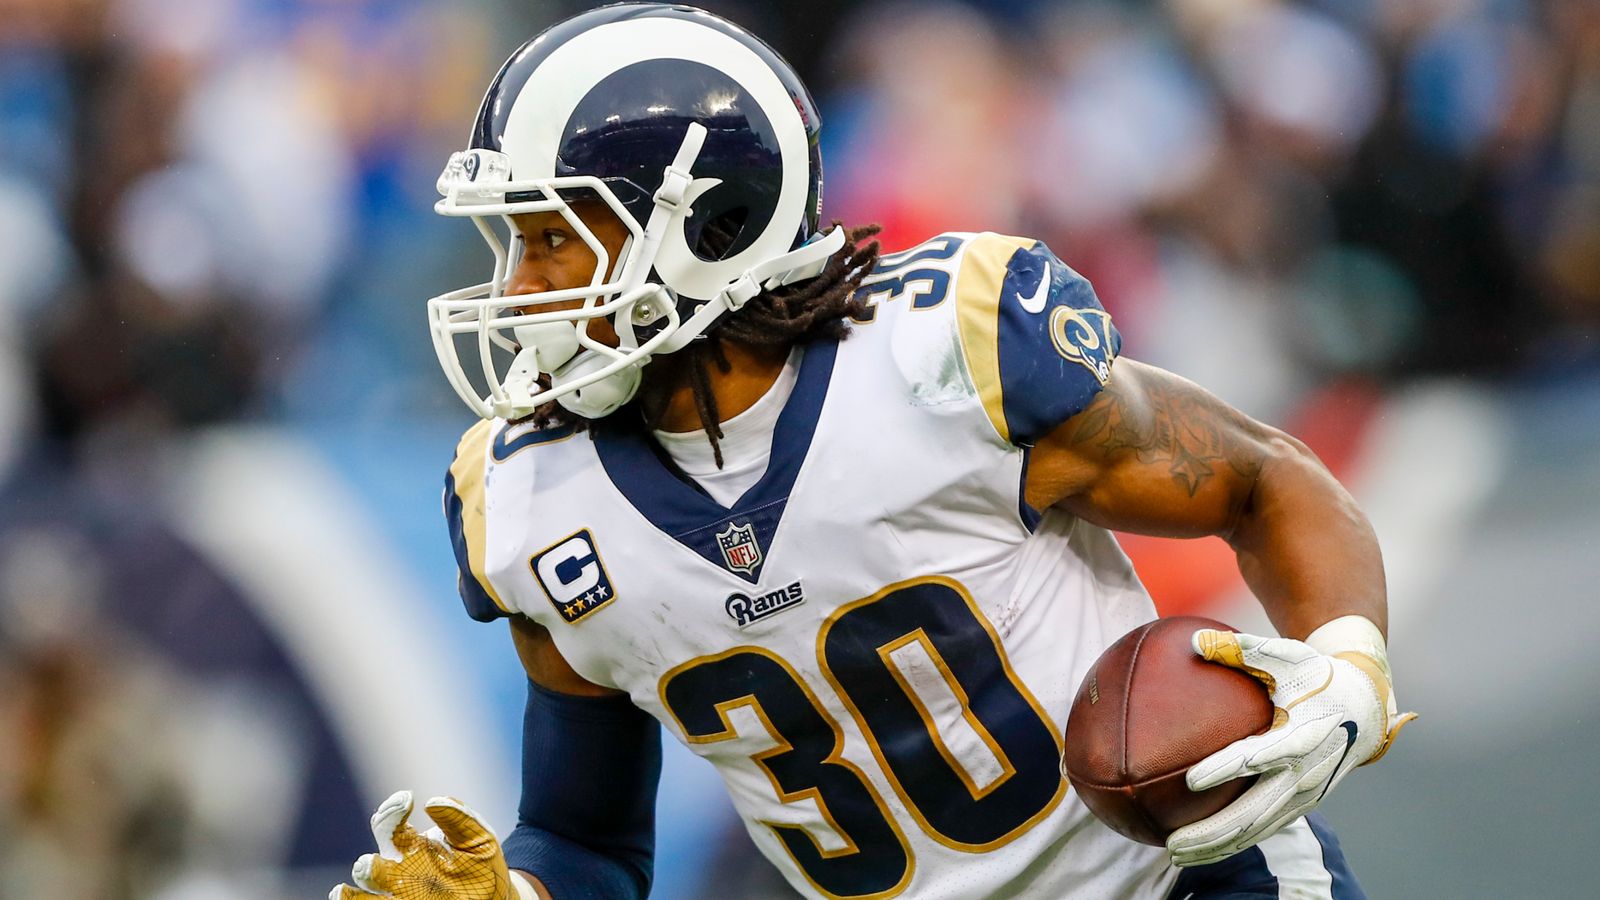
443, 419, 513, 622
953, 234, 1119, 446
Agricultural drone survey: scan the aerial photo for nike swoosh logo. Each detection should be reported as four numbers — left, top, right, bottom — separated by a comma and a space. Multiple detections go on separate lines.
1018, 262, 1051, 314
1315, 721, 1360, 803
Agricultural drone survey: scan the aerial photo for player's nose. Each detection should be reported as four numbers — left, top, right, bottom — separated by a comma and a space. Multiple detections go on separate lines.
506, 260, 553, 297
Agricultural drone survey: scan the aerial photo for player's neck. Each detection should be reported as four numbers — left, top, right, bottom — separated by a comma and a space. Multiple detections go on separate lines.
652, 340, 790, 434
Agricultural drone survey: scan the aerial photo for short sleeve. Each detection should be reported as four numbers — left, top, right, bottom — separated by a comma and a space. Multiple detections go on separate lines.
953, 234, 1120, 446
443, 419, 513, 622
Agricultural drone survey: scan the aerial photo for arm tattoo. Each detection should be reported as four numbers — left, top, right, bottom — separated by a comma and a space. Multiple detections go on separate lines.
1068, 373, 1260, 497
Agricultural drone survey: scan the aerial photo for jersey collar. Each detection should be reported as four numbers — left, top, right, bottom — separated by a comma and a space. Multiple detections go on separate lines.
594, 338, 838, 584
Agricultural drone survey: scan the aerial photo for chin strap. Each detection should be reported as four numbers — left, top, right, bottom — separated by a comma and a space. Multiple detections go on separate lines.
490, 122, 709, 421
545, 224, 847, 416
723, 226, 848, 308
656, 225, 848, 355
482, 121, 847, 419
619, 123, 710, 302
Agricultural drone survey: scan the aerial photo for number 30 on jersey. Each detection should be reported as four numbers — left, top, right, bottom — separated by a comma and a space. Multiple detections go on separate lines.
659, 577, 1066, 899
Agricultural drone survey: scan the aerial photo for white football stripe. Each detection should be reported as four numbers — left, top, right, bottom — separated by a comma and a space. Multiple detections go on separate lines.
165, 427, 515, 822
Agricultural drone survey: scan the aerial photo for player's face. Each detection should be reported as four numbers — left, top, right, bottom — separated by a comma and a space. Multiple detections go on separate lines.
506, 202, 632, 346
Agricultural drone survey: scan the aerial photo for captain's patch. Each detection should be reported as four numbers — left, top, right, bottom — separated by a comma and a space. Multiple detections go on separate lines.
529, 529, 616, 624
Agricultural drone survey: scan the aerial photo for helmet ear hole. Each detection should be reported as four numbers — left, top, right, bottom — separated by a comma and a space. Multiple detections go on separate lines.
693, 206, 749, 261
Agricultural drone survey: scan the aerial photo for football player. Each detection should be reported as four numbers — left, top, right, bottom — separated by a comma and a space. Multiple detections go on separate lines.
333, 5, 1413, 899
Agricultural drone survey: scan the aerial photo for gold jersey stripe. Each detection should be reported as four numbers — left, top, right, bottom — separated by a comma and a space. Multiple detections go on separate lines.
449, 419, 511, 616
952, 233, 1038, 445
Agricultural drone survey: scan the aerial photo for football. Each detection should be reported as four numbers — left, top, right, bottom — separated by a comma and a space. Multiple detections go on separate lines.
1061, 616, 1274, 846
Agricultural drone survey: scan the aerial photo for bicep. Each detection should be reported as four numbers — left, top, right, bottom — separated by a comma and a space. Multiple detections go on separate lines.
1025, 359, 1293, 539
510, 616, 625, 698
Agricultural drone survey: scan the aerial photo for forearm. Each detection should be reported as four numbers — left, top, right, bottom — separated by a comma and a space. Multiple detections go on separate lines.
1035, 360, 1388, 639
1228, 435, 1386, 641
507, 678, 660, 899
505, 828, 647, 900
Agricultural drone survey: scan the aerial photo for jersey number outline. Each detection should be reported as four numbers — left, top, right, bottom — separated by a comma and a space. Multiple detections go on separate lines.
659, 576, 1066, 899
848, 234, 965, 323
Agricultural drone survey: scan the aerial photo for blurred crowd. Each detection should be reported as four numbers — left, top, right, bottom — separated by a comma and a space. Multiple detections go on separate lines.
0, 0, 516, 895
0, 0, 1597, 896
813, 0, 1600, 419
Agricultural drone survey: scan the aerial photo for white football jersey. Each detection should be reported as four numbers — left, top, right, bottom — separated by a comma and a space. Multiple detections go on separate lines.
446, 233, 1179, 899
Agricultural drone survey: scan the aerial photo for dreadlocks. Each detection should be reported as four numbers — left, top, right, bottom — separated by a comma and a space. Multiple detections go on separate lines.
530, 223, 882, 467
637, 222, 882, 466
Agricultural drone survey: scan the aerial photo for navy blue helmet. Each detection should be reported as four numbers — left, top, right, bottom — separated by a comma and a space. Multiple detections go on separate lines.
428, 3, 842, 420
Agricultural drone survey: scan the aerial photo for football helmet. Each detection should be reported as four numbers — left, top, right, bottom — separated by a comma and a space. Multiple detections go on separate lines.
429, 3, 843, 420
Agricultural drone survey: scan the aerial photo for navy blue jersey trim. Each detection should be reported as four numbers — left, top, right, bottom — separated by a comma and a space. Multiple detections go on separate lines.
493, 421, 577, 462
1168, 845, 1278, 899
594, 339, 838, 583
1168, 814, 1365, 899
1307, 813, 1367, 900
443, 470, 509, 623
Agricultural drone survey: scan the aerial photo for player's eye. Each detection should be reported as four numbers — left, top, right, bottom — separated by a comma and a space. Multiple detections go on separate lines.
545, 230, 568, 250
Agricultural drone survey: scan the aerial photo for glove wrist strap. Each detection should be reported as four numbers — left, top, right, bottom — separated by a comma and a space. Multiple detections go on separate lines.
1306, 615, 1416, 765
1304, 614, 1389, 677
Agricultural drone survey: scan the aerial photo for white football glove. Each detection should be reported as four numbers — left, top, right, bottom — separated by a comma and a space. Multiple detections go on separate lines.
330, 790, 527, 900
1165, 626, 1416, 868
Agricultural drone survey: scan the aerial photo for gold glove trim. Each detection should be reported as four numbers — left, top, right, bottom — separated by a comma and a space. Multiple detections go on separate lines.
1334, 650, 1417, 766
1195, 629, 1277, 694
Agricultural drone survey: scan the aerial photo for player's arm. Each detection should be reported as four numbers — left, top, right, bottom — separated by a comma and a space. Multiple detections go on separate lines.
502, 615, 661, 900
954, 235, 1410, 864
954, 233, 1377, 631
1026, 359, 1413, 866
1024, 357, 1383, 640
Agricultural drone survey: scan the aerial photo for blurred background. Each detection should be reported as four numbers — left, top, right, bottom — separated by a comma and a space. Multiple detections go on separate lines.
0, 0, 1597, 896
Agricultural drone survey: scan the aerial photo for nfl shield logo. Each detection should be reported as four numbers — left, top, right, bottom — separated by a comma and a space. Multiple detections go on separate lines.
716, 521, 763, 575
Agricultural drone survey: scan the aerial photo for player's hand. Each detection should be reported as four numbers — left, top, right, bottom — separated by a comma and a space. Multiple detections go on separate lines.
1165, 629, 1416, 868
330, 790, 516, 900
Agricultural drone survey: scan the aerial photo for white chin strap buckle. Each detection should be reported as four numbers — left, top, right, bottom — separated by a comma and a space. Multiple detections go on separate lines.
716, 226, 847, 312
495, 372, 540, 419
653, 163, 695, 214
722, 273, 763, 311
